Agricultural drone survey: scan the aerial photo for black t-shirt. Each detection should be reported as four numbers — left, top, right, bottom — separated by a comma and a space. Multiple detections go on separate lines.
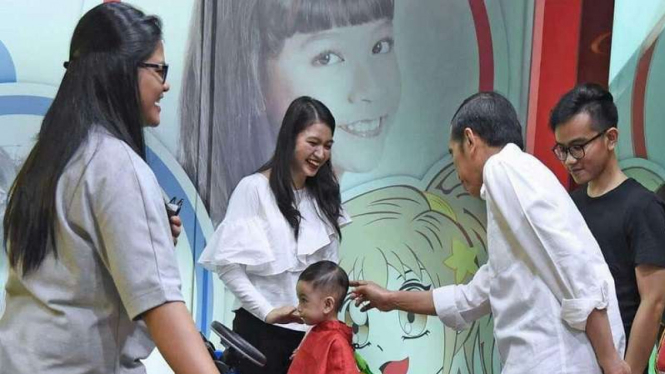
571, 178, 665, 341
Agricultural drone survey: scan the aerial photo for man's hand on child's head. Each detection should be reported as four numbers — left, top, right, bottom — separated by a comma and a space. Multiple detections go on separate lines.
265, 305, 303, 325
349, 280, 394, 312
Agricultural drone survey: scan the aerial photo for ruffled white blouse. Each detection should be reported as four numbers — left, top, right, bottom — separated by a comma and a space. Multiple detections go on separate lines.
199, 173, 350, 331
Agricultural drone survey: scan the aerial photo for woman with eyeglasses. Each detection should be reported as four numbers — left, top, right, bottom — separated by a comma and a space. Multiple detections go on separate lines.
0, 3, 217, 374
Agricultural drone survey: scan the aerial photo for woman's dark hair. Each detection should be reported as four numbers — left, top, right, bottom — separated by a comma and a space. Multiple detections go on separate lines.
259, 96, 342, 240
549, 83, 618, 132
3, 2, 163, 275
299, 260, 349, 313
450, 91, 524, 150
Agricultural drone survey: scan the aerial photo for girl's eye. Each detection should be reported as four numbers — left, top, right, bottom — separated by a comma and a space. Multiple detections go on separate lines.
398, 310, 428, 339
341, 297, 369, 348
396, 277, 431, 339
312, 51, 344, 66
372, 38, 394, 55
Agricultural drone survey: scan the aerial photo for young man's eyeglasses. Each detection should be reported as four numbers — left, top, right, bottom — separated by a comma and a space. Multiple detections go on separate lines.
552, 129, 608, 161
138, 62, 169, 83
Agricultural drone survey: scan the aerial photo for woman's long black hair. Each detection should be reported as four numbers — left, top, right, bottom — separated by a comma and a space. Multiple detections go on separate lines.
259, 96, 343, 239
3, 2, 163, 275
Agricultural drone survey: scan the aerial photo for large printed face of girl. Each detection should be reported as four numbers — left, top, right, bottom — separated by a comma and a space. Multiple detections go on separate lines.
340, 265, 444, 374
264, 18, 402, 176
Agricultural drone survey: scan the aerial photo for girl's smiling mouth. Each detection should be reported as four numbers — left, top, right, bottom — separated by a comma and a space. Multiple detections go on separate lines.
338, 115, 388, 138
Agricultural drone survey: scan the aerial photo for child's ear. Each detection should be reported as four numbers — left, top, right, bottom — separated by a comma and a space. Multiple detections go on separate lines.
323, 296, 336, 314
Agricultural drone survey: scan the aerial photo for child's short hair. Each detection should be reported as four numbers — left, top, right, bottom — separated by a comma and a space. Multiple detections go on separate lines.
299, 261, 349, 312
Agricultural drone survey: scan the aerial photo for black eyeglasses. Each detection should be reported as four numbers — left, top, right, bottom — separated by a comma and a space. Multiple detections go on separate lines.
138, 62, 169, 83
64, 61, 169, 83
552, 129, 608, 161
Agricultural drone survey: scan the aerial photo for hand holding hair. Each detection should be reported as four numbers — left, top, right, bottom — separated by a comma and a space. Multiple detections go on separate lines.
349, 280, 395, 313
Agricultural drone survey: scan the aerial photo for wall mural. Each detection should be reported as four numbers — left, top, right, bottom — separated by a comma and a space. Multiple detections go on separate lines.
0, 1, 535, 372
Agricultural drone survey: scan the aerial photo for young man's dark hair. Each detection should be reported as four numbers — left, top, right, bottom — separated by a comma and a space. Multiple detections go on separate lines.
450, 91, 524, 150
549, 83, 618, 132
298, 260, 349, 312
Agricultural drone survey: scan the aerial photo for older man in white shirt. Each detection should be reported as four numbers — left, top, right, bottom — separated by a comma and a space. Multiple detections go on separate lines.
351, 92, 629, 374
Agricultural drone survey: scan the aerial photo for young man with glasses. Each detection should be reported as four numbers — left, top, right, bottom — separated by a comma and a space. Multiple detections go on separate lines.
551, 83, 665, 374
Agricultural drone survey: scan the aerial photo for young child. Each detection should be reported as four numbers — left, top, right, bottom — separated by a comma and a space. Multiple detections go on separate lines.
288, 261, 360, 374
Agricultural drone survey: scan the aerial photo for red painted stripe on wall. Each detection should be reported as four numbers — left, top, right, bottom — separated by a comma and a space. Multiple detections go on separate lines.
468, 0, 494, 91
631, 40, 657, 158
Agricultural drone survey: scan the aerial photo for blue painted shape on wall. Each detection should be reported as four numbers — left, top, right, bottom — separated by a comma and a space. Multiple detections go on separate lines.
0, 41, 17, 83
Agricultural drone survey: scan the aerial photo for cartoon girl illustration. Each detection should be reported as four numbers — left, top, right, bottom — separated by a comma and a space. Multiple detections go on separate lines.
339, 184, 497, 374
178, 0, 401, 224
425, 160, 489, 254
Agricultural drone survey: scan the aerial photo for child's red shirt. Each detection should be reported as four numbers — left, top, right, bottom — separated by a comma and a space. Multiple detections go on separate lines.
288, 320, 360, 374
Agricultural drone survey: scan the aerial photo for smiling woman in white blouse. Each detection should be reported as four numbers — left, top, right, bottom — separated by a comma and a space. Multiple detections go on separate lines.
199, 96, 349, 374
